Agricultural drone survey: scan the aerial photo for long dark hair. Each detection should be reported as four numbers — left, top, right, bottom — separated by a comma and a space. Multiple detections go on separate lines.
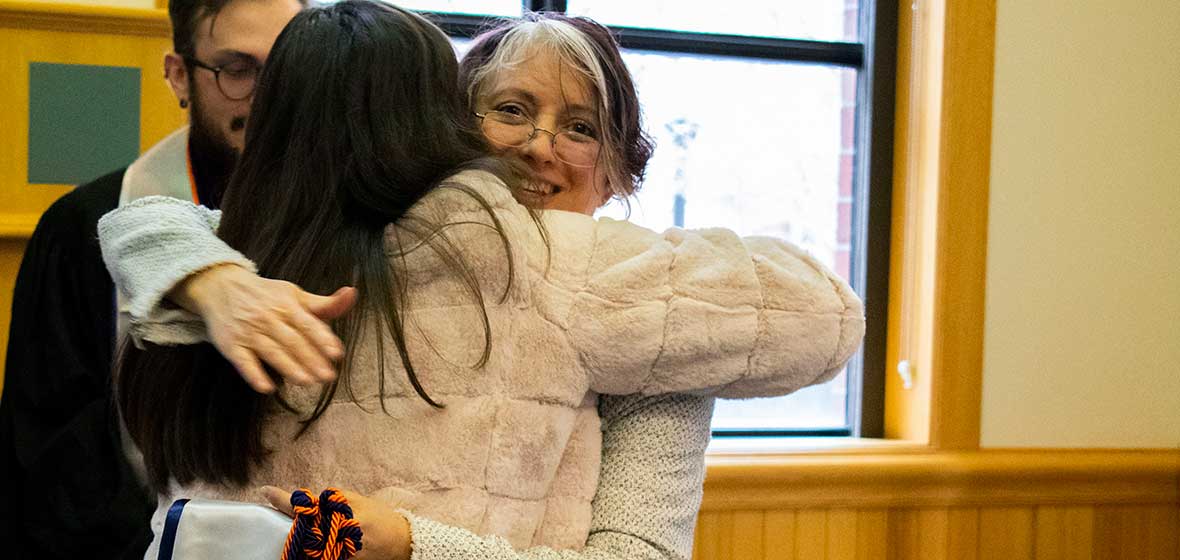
118, 0, 521, 489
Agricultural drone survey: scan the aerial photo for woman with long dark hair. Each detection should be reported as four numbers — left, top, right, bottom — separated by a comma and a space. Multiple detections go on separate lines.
101, 2, 864, 559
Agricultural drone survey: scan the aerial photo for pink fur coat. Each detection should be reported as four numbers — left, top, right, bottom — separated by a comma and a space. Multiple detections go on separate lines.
100, 169, 864, 552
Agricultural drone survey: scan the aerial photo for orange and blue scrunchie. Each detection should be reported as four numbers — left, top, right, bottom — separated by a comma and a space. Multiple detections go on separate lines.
280, 488, 364, 560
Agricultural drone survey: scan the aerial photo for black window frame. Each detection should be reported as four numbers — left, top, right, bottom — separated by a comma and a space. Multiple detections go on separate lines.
418, 0, 896, 439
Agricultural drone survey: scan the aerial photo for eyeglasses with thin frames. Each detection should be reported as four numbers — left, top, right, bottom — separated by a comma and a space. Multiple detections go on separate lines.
184, 56, 261, 101
475, 111, 601, 168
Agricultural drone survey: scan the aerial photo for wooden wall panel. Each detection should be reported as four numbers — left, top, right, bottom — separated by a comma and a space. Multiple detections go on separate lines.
730, 511, 764, 559
762, 511, 795, 560
692, 504, 1180, 559
854, 510, 887, 560
1093, 506, 1142, 560
945, 508, 979, 560
979, 507, 1035, 560
794, 511, 827, 559
1093, 505, 1180, 560
915, 509, 950, 560
694, 511, 723, 560
1034, 506, 1094, 560
692, 450, 1178, 558
825, 510, 856, 560
1147, 505, 1179, 560
886, 509, 920, 559
0, 240, 26, 383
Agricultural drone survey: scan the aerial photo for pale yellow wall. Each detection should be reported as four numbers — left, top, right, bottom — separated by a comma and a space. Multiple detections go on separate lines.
982, 0, 1180, 447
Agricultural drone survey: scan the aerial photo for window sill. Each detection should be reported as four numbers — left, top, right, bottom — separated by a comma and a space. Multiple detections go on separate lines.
707, 436, 925, 456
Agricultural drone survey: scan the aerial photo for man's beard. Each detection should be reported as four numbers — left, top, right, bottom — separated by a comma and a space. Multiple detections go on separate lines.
187, 93, 244, 209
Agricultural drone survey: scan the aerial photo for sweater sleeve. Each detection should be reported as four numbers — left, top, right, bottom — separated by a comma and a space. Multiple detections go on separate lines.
406, 393, 713, 560
96, 195, 250, 346
540, 213, 865, 399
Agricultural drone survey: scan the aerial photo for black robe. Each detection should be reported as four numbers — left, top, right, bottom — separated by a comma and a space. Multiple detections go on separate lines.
0, 170, 154, 559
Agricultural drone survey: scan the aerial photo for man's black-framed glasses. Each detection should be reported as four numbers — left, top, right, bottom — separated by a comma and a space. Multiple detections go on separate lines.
184, 56, 260, 101
475, 110, 601, 168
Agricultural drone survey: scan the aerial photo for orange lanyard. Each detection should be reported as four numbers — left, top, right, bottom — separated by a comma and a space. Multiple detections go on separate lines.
185, 140, 201, 205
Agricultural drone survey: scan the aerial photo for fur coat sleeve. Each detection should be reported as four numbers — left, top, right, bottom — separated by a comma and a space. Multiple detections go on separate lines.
539, 211, 865, 399
419, 167, 864, 401
98, 171, 866, 399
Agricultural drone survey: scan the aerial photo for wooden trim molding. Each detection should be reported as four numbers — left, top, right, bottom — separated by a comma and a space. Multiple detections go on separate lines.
701, 449, 1180, 511
885, 0, 995, 449
925, 0, 995, 451
0, 214, 42, 239
0, 2, 169, 37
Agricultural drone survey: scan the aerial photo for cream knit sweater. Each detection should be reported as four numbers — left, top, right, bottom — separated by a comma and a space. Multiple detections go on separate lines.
99, 169, 864, 557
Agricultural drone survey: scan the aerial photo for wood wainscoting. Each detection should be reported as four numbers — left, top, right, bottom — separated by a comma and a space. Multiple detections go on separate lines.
692, 449, 1180, 559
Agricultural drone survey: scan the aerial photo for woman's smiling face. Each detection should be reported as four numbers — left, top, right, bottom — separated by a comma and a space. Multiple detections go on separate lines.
476, 49, 610, 216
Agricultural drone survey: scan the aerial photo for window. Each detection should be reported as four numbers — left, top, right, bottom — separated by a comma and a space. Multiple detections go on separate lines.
420, 0, 894, 438
392, 0, 520, 17
597, 54, 855, 434
566, 0, 852, 41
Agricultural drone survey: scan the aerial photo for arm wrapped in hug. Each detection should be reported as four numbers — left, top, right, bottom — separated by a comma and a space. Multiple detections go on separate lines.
97, 175, 865, 399
97, 195, 249, 346
540, 213, 865, 399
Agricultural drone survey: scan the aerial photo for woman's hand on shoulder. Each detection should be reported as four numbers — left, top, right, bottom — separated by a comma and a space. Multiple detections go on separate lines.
262, 485, 412, 560
172, 264, 357, 393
